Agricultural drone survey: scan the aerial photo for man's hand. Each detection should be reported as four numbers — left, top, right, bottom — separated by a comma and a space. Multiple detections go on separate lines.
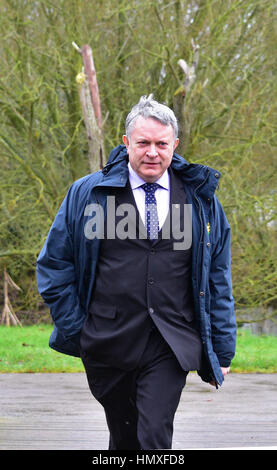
209, 367, 230, 387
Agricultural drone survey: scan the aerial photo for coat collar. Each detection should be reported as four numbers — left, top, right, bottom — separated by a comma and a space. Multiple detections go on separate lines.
95, 145, 221, 200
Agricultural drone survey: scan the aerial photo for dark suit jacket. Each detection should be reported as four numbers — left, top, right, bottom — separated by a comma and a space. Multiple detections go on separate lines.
80, 168, 203, 372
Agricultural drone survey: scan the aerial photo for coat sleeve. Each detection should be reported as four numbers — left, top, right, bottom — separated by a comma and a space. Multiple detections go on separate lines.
36, 184, 85, 338
209, 198, 237, 367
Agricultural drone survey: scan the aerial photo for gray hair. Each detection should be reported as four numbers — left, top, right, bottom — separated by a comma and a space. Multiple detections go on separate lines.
125, 94, 178, 140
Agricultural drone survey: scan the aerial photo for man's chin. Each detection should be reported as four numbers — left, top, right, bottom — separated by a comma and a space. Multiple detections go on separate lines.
141, 173, 160, 183
140, 168, 162, 182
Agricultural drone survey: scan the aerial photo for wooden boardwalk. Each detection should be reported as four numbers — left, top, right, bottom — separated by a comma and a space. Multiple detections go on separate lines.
0, 372, 276, 450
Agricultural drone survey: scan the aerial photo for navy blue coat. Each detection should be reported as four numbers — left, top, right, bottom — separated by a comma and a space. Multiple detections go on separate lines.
36, 145, 236, 386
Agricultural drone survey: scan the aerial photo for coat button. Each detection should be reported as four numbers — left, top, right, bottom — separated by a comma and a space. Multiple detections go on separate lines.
207, 242, 211, 247
215, 172, 220, 178
148, 278, 154, 285
200, 291, 205, 296
148, 308, 154, 314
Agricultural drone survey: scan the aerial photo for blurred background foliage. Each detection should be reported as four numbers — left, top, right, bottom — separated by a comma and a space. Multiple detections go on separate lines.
0, 0, 276, 326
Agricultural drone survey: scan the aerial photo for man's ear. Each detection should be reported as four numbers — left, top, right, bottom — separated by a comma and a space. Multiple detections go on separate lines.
122, 135, 129, 149
174, 138, 179, 151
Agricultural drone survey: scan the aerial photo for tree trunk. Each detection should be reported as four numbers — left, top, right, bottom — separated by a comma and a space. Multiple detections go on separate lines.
74, 43, 105, 173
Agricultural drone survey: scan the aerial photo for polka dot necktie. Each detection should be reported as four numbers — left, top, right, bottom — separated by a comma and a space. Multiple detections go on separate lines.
141, 183, 160, 239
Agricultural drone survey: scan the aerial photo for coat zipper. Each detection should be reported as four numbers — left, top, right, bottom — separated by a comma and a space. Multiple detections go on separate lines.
193, 169, 210, 291
193, 170, 219, 388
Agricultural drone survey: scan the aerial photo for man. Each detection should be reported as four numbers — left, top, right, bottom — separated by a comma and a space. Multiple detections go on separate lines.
36, 95, 236, 450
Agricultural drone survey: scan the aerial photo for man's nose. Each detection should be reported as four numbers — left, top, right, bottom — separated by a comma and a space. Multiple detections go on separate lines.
146, 144, 158, 157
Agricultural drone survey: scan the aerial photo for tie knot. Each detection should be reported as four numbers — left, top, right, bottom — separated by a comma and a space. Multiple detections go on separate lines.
141, 183, 160, 194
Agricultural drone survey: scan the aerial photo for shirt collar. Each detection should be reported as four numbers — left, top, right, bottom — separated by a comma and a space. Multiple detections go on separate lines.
128, 162, 169, 190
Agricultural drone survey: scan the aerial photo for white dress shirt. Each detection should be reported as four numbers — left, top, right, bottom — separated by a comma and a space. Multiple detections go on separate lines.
128, 162, 170, 230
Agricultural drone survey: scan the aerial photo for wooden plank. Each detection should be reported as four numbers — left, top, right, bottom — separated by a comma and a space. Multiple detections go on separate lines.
0, 373, 276, 450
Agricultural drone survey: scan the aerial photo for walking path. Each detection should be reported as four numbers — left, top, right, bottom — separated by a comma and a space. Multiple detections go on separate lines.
0, 372, 276, 450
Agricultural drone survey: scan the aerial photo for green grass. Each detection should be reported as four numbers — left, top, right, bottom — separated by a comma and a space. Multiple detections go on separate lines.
0, 325, 84, 373
231, 328, 277, 373
0, 325, 276, 373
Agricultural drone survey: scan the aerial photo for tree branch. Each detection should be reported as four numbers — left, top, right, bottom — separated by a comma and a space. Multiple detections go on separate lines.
173, 39, 200, 156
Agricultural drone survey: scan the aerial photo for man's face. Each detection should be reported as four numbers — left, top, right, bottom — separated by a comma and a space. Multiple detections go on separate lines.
123, 116, 179, 183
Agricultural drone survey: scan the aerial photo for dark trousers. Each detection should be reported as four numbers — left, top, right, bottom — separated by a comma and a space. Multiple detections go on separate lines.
81, 328, 188, 450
